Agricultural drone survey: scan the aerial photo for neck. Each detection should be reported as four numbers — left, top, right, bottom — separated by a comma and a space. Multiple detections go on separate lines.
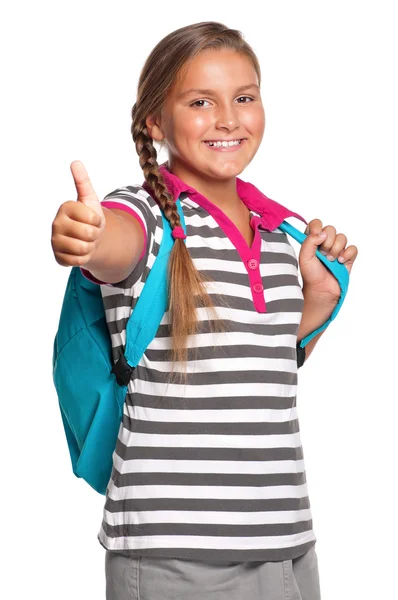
167, 160, 242, 210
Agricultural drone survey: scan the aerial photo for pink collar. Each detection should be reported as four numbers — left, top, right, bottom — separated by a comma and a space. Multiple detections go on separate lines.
143, 162, 307, 230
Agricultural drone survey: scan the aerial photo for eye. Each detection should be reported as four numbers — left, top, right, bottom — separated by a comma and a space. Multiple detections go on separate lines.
190, 99, 211, 108
236, 96, 254, 103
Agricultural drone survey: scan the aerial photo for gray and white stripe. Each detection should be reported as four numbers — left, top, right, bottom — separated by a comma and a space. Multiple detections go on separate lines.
96, 186, 316, 562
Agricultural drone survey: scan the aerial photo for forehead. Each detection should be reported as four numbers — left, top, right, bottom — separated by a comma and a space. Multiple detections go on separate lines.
171, 48, 258, 96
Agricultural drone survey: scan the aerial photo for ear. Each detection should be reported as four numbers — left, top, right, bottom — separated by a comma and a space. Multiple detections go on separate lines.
145, 114, 165, 142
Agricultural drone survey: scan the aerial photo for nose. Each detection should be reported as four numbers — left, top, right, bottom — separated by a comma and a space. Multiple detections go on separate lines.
214, 101, 240, 132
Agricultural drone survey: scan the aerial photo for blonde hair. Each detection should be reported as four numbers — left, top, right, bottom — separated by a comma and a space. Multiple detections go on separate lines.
131, 22, 261, 373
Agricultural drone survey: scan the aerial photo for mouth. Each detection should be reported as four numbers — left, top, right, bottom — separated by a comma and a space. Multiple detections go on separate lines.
202, 138, 247, 152
203, 138, 246, 148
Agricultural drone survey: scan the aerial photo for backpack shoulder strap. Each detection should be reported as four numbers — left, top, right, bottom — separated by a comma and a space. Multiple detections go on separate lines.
278, 219, 350, 348
116, 197, 186, 374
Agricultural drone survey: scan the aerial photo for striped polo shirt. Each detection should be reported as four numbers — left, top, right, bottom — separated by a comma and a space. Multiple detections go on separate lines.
81, 163, 317, 562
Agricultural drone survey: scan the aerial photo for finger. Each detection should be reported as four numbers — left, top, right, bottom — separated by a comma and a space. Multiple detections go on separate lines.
54, 250, 92, 268
300, 220, 331, 264
304, 219, 328, 246
337, 245, 359, 264
53, 214, 102, 242
70, 160, 100, 208
304, 219, 323, 236
60, 200, 103, 227
316, 225, 337, 254
53, 233, 96, 257
320, 233, 348, 261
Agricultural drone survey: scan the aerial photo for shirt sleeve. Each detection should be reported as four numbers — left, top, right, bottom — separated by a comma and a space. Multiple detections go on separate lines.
80, 185, 158, 288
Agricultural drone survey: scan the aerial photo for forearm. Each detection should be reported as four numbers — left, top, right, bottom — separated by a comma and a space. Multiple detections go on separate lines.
83, 207, 144, 284
297, 289, 338, 363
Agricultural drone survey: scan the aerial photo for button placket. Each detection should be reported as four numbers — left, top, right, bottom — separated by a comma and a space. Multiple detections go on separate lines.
245, 217, 266, 313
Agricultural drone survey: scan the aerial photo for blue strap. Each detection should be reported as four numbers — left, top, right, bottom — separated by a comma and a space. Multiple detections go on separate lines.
123, 198, 186, 367
278, 220, 350, 348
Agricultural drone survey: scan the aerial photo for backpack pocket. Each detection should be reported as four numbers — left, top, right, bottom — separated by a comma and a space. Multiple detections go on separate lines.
53, 319, 127, 495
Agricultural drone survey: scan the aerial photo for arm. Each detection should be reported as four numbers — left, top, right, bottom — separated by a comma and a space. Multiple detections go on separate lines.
82, 207, 145, 284
297, 288, 338, 363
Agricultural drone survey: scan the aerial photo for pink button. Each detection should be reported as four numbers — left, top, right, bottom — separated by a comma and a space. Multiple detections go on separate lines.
253, 283, 264, 293
248, 258, 259, 270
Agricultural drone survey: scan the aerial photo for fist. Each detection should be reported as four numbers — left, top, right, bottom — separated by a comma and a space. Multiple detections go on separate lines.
51, 161, 106, 267
299, 218, 358, 300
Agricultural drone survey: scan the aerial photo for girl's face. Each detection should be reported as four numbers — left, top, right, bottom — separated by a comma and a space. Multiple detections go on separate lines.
149, 48, 266, 182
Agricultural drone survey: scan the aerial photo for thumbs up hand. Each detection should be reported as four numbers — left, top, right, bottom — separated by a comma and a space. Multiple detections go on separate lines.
51, 161, 107, 267
299, 218, 358, 301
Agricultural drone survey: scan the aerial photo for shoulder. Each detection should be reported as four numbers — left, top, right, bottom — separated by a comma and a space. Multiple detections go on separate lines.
102, 184, 160, 212
101, 184, 162, 234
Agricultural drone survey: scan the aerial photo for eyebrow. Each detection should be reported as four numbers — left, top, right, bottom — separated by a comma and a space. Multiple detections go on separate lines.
177, 84, 260, 100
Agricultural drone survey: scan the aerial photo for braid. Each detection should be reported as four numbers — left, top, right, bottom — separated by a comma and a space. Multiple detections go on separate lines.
133, 123, 181, 226
131, 108, 222, 379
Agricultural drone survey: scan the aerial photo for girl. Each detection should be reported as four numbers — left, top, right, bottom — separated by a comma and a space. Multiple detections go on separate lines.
51, 21, 357, 600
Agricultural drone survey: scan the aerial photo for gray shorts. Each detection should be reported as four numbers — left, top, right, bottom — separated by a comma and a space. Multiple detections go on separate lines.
105, 544, 321, 599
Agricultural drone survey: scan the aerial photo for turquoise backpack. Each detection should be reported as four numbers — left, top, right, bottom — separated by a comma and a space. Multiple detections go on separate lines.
52, 197, 349, 495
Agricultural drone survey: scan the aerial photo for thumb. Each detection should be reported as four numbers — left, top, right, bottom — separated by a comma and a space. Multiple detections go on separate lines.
301, 224, 327, 262
70, 160, 105, 224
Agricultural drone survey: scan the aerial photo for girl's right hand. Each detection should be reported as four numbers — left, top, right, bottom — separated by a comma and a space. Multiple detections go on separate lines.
51, 161, 107, 267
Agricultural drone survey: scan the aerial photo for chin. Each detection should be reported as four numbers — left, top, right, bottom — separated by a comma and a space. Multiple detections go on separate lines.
210, 161, 247, 178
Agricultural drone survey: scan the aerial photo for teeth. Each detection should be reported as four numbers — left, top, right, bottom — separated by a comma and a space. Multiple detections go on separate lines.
205, 140, 242, 147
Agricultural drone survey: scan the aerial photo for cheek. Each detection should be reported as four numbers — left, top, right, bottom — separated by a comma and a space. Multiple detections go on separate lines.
244, 106, 266, 134
175, 112, 211, 140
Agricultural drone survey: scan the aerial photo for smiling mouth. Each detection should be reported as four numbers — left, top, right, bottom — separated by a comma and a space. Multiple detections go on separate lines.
203, 139, 246, 147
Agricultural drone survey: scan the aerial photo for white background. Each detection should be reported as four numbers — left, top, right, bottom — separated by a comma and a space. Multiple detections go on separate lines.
1, 1, 397, 598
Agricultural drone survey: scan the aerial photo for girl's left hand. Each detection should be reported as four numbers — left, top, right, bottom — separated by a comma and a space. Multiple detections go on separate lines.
299, 219, 358, 301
